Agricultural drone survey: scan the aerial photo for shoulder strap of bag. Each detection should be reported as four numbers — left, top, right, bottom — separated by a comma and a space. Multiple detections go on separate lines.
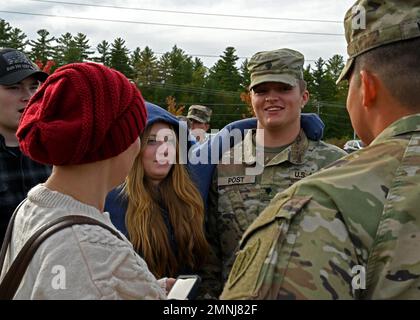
0, 201, 124, 300
0, 199, 26, 277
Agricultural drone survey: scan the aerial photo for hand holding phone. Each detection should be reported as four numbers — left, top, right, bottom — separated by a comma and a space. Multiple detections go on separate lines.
167, 275, 201, 300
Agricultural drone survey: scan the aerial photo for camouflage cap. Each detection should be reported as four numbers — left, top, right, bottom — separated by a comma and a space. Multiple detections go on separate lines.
337, 0, 420, 83
187, 105, 212, 123
248, 48, 304, 89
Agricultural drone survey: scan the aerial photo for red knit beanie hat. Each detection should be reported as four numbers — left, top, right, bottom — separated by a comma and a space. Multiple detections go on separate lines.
17, 62, 147, 165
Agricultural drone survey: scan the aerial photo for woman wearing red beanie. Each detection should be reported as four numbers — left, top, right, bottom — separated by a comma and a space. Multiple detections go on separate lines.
0, 63, 172, 299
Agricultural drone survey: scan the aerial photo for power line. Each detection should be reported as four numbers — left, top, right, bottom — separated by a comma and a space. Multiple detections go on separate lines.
28, 0, 342, 24
155, 102, 248, 106
142, 82, 242, 98
0, 10, 344, 36
146, 81, 243, 96
153, 51, 316, 63
143, 82, 349, 104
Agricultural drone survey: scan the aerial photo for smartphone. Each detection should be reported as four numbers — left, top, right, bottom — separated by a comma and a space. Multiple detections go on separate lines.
167, 275, 201, 300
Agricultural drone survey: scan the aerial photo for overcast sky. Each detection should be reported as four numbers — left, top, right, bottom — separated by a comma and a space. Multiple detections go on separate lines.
1, 0, 356, 68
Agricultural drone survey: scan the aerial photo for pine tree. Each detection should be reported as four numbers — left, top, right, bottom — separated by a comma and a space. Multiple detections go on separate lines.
311, 58, 326, 103
310, 58, 351, 139
8, 28, 28, 51
130, 47, 141, 68
0, 19, 12, 47
74, 33, 93, 61
56, 32, 91, 66
29, 29, 55, 65
304, 64, 315, 94
55, 32, 79, 66
192, 57, 207, 85
208, 46, 241, 92
96, 40, 110, 65
170, 45, 193, 85
326, 55, 348, 102
206, 47, 244, 129
135, 46, 158, 84
157, 45, 194, 103
239, 58, 250, 90
156, 52, 174, 104
190, 57, 207, 102
303, 64, 319, 115
326, 55, 345, 82
0, 20, 27, 51
109, 37, 131, 77
132, 46, 158, 100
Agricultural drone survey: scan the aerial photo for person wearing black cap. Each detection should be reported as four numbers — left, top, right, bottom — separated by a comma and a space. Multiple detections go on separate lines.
0, 48, 51, 243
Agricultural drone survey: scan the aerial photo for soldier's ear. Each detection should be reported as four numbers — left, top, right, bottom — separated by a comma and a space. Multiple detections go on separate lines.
301, 90, 309, 108
360, 70, 378, 110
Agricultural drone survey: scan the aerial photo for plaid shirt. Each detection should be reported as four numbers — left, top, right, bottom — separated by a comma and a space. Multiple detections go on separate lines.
0, 135, 51, 243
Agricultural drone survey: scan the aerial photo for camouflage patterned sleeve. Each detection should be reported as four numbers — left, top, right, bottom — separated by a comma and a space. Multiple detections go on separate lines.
197, 168, 224, 299
220, 191, 360, 300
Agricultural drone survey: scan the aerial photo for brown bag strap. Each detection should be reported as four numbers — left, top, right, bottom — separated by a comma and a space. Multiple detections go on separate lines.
0, 201, 124, 300
0, 199, 26, 277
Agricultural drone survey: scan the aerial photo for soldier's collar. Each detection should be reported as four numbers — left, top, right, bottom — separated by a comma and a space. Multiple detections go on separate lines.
288, 129, 309, 165
243, 129, 308, 166
371, 114, 420, 146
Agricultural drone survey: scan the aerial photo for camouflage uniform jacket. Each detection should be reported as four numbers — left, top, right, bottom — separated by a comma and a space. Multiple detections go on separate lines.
201, 129, 346, 298
221, 114, 420, 300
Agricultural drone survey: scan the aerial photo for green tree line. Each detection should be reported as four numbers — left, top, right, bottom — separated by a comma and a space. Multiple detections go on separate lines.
0, 19, 352, 139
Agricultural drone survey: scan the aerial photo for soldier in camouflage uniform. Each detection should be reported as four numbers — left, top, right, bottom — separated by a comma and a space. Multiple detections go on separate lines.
187, 104, 212, 143
201, 49, 347, 298
221, 0, 420, 300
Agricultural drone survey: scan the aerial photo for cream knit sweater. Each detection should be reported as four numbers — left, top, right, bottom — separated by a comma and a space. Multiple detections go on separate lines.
0, 184, 166, 300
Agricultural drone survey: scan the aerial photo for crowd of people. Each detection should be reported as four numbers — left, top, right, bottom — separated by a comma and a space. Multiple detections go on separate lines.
0, 0, 419, 300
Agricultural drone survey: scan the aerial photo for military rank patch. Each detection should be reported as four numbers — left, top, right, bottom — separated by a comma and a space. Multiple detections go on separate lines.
227, 239, 260, 289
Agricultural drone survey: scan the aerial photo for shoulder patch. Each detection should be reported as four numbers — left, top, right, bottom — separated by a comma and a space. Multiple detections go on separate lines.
227, 239, 261, 289
221, 195, 313, 299
221, 221, 281, 299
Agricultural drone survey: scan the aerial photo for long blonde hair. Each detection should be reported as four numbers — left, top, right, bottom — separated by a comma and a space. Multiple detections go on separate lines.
125, 123, 210, 278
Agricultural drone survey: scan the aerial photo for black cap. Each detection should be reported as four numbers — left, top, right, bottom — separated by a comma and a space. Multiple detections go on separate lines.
0, 48, 48, 85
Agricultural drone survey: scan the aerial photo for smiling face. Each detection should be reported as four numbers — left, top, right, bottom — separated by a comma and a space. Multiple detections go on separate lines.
250, 81, 309, 131
141, 122, 177, 186
0, 76, 39, 136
